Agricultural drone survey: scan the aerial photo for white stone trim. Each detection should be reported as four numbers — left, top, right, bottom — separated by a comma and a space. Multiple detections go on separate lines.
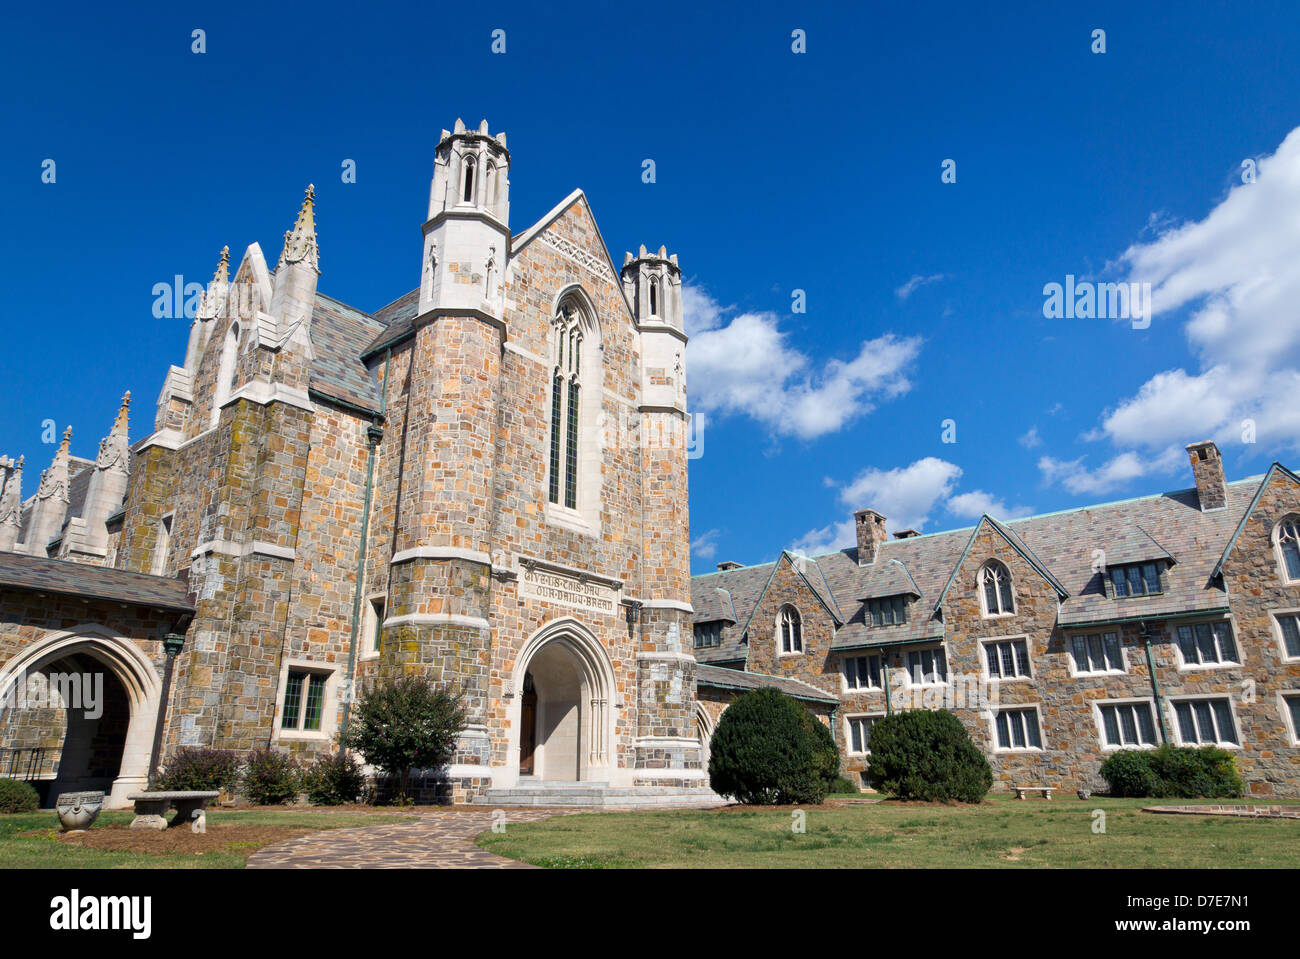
1064, 626, 1131, 677
390, 546, 491, 566
842, 711, 886, 756
1089, 696, 1161, 751
1267, 605, 1300, 664
272, 659, 339, 744
246, 540, 295, 561
639, 598, 694, 614
635, 651, 696, 663
190, 539, 294, 561
502, 340, 549, 369
983, 703, 1047, 754
190, 539, 240, 560
634, 736, 700, 749
1276, 691, 1300, 746
224, 380, 315, 413
979, 633, 1034, 682
1164, 693, 1244, 749
382, 613, 491, 630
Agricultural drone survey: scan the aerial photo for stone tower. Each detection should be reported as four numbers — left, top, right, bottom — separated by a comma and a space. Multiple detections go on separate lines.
379, 120, 512, 769
621, 245, 701, 777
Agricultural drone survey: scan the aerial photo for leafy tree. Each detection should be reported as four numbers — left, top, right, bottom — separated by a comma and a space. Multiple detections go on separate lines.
341, 676, 467, 802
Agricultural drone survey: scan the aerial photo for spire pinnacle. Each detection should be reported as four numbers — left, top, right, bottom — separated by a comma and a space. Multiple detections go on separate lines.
213, 245, 230, 284
59, 425, 72, 453
277, 184, 320, 273
113, 391, 131, 434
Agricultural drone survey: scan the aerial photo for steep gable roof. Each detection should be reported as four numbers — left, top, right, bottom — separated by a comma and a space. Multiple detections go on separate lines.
1212, 462, 1300, 578
309, 293, 387, 412
932, 514, 1069, 614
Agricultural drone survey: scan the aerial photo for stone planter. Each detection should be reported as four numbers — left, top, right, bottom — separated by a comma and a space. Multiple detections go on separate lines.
56, 791, 105, 832
1077, 789, 1092, 800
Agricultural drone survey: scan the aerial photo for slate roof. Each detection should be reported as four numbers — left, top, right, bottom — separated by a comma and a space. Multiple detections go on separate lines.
309, 294, 388, 413
0, 552, 194, 612
695, 663, 838, 704
361, 288, 420, 358
690, 475, 1267, 656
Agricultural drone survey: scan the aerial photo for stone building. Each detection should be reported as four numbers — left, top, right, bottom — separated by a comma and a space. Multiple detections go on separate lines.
0, 120, 738, 807
691, 444, 1300, 797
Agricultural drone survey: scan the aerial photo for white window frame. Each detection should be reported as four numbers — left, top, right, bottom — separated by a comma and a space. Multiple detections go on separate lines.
359, 593, 385, 662
1166, 694, 1241, 749
1091, 697, 1160, 751
1066, 629, 1129, 677
842, 653, 883, 692
1278, 692, 1300, 746
978, 560, 1015, 618
274, 662, 338, 743
1273, 515, 1300, 585
542, 289, 602, 538
1170, 617, 1242, 671
904, 644, 950, 687
1270, 607, 1300, 664
981, 634, 1032, 682
776, 604, 803, 657
844, 712, 885, 756
987, 705, 1045, 753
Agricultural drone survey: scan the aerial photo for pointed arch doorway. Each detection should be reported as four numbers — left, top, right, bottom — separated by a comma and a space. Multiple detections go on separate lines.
512, 618, 614, 783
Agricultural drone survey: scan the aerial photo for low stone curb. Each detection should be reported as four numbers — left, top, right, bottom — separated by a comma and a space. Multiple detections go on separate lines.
1143, 804, 1300, 819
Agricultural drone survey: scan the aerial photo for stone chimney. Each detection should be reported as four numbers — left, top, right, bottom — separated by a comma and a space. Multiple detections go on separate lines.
716, 560, 743, 571
854, 508, 889, 565
894, 528, 920, 540
1186, 441, 1227, 511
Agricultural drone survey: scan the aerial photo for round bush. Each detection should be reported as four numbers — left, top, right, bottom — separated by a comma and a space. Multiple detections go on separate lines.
242, 748, 300, 805
153, 747, 241, 792
865, 709, 993, 803
303, 752, 367, 806
707, 688, 840, 805
0, 778, 40, 813
1099, 749, 1159, 797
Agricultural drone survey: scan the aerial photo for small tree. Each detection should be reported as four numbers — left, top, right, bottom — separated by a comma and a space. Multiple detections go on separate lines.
866, 709, 992, 803
341, 676, 467, 802
708, 688, 840, 805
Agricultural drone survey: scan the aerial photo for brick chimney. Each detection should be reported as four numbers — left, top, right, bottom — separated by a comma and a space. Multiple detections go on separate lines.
854, 509, 889, 565
1186, 441, 1227, 511
716, 560, 743, 571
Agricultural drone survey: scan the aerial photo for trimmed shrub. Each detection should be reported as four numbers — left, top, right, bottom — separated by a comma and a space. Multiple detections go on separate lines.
1098, 749, 1159, 798
707, 688, 840, 805
153, 747, 241, 792
1101, 745, 1243, 798
0, 778, 40, 813
865, 709, 993, 803
303, 752, 367, 806
242, 748, 300, 805
829, 775, 860, 795
341, 676, 467, 802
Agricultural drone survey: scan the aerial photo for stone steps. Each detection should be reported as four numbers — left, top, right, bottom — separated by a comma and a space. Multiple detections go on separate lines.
483, 781, 728, 808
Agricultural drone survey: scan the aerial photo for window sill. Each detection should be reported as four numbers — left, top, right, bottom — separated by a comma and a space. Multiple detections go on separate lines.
544, 501, 598, 538
1070, 668, 1129, 678
1099, 742, 1159, 751
1175, 661, 1242, 672
275, 729, 334, 743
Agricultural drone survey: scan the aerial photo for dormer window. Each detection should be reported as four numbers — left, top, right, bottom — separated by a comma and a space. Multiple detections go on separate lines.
867, 595, 907, 626
694, 622, 723, 649
778, 605, 803, 654
979, 561, 1014, 616
1109, 561, 1163, 598
1276, 517, 1300, 582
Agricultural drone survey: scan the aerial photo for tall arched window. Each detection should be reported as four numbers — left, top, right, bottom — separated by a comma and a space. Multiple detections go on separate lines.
980, 560, 1015, 616
1276, 517, 1300, 582
462, 156, 476, 204
778, 605, 803, 654
648, 276, 659, 316
549, 298, 586, 510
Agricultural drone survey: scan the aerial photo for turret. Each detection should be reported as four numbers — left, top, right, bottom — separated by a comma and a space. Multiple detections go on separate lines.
621, 244, 683, 331
419, 119, 511, 317
25, 427, 73, 556
269, 185, 320, 339
0, 456, 23, 552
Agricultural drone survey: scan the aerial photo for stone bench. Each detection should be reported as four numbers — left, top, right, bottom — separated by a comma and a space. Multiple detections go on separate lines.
125, 791, 220, 830
1013, 786, 1054, 800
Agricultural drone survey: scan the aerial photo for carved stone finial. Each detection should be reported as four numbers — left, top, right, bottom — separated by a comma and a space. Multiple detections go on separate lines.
277, 184, 320, 273
214, 246, 230, 284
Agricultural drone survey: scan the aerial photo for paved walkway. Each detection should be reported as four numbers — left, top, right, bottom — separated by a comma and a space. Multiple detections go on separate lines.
247, 808, 569, 869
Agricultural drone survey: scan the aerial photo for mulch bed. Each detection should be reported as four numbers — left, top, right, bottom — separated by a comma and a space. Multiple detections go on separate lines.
52, 823, 316, 856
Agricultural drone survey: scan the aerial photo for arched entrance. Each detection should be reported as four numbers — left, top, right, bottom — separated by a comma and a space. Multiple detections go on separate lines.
511, 618, 614, 784
0, 626, 162, 808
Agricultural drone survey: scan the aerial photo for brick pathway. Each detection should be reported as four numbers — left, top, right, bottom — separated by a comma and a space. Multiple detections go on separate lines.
247, 808, 570, 869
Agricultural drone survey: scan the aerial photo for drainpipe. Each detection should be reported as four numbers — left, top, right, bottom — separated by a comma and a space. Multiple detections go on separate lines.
339, 350, 391, 751
1141, 623, 1170, 744
148, 631, 187, 784
883, 651, 893, 716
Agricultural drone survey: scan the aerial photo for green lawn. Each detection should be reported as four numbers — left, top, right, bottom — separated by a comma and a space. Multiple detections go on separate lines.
475, 796, 1300, 868
0, 809, 416, 869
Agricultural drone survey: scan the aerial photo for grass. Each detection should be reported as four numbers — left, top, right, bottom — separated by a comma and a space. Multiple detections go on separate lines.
475, 795, 1300, 869
0, 809, 417, 869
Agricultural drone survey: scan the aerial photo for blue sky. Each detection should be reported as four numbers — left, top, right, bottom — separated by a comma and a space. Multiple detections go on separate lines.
3, 1, 1300, 575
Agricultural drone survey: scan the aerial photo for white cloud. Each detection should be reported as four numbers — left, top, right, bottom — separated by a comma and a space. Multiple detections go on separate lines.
1019, 426, 1041, 449
691, 528, 721, 560
895, 273, 947, 300
684, 286, 922, 440
1038, 125, 1300, 496
682, 284, 727, 335
946, 490, 1034, 520
791, 518, 857, 556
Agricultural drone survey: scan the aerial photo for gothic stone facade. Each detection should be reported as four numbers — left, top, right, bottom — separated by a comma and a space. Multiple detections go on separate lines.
691, 446, 1300, 798
0, 120, 709, 806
